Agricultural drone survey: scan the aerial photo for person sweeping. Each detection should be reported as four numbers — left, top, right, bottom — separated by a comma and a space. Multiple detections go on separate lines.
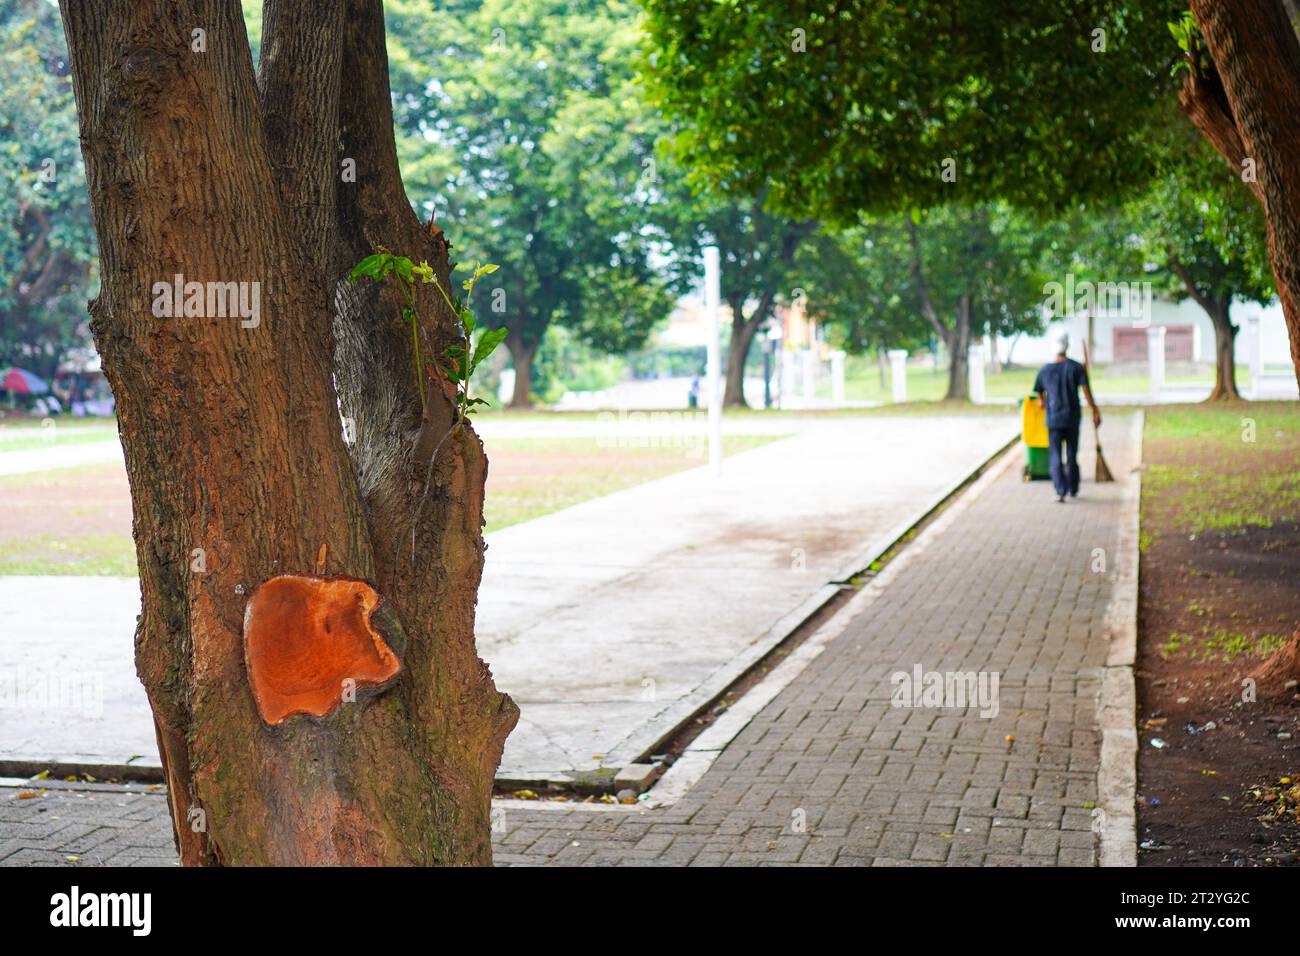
1033, 333, 1102, 503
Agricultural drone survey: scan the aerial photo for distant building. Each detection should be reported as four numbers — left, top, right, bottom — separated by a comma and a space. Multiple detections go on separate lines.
994, 298, 1288, 368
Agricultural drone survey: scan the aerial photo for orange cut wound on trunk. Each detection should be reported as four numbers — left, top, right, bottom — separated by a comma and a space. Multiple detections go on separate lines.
243, 574, 400, 726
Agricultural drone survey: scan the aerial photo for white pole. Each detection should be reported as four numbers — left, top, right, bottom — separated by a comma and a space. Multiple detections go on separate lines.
1147, 326, 1167, 400
967, 344, 985, 404
831, 350, 846, 404
888, 349, 908, 403
1246, 313, 1262, 400
703, 246, 723, 476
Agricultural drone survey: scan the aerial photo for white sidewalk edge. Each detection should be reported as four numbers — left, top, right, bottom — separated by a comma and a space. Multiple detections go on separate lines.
1097, 411, 1142, 867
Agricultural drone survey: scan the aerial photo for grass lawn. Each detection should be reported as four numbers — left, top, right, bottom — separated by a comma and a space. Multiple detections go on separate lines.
0, 432, 786, 574
0, 417, 118, 452
1142, 402, 1300, 546
483, 433, 782, 530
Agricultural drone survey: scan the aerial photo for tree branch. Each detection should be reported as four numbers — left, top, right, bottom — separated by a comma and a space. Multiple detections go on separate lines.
259, 0, 346, 275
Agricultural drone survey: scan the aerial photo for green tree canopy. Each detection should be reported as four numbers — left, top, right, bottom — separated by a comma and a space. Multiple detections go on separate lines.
0, 0, 97, 382
386, 0, 673, 405
643, 0, 1184, 222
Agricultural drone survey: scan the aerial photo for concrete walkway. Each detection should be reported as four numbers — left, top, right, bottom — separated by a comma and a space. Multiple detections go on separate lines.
0, 415, 1137, 866
0, 414, 1016, 783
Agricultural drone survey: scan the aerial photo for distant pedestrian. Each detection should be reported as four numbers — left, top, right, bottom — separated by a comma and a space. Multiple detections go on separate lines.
1033, 334, 1101, 503
688, 376, 700, 409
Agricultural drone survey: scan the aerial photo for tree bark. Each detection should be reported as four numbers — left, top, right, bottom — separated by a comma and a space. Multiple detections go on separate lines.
505, 335, 536, 408
1207, 301, 1240, 401
1168, 255, 1240, 401
59, 0, 515, 866
723, 291, 771, 408
1183, 0, 1300, 387
945, 295, 972, 401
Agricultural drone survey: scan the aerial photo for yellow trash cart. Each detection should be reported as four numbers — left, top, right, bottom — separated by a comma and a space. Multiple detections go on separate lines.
1020, 393, 1050, 481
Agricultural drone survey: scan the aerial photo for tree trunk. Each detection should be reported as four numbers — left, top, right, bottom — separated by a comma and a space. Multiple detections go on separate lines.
1206, 302, 1241, 401
1183, 0, 1300, 388
59, 0, 516, 866
944, 295, 972, 401
723, 311, 761, 408
505, 335, 536, 408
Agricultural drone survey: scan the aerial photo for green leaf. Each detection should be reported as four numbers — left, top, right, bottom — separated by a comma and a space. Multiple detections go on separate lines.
471, 327, 509, 371
463, 309, 477, 336
348, 253, 388, 281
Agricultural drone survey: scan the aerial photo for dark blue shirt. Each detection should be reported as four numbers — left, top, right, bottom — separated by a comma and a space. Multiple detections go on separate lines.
1033, 359, 1089, 429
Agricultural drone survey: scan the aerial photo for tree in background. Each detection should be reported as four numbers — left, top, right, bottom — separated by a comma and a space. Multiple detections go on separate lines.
1131, 133, 1274, 400
797, 223, 930, 367
906, 206, 1057, 400
651, 182, 814, 407
386, 0, 671, 407
0, 0, 96, 382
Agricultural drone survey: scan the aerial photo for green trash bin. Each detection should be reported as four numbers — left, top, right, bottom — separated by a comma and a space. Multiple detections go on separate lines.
1020, 394, 1050, 481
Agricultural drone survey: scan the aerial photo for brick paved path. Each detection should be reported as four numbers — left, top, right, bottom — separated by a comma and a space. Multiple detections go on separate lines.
0, 420, 1133, 866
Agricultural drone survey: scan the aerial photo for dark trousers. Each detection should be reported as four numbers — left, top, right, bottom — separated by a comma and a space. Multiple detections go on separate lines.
1048, 422, 1080, 497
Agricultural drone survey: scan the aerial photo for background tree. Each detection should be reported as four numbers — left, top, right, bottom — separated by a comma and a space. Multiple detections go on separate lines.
1130, 133, 1274, 399
0, 0, 96, 382
797, 224, 931, 369
643, 0, 1184, 224
905, 206, 1056, 399
57, 0, 516, 865
652, 182, 814, 407
386, 0, 672, 407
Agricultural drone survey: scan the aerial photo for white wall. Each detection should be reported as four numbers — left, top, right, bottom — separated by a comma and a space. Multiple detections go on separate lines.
999, 299, 1289, 368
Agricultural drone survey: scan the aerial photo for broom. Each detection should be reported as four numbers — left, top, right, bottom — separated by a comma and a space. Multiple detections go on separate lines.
1083, 341, 1114, 483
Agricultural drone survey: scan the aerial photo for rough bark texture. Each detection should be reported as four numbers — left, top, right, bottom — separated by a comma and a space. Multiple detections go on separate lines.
1182, 0, 1300, 386
59, 0, 516, 866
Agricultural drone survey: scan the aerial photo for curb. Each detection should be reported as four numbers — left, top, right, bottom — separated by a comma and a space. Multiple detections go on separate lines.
1097, 411, 1142, 867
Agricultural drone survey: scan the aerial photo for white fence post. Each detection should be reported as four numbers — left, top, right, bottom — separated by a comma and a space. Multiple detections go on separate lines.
888, 349, 908, 403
